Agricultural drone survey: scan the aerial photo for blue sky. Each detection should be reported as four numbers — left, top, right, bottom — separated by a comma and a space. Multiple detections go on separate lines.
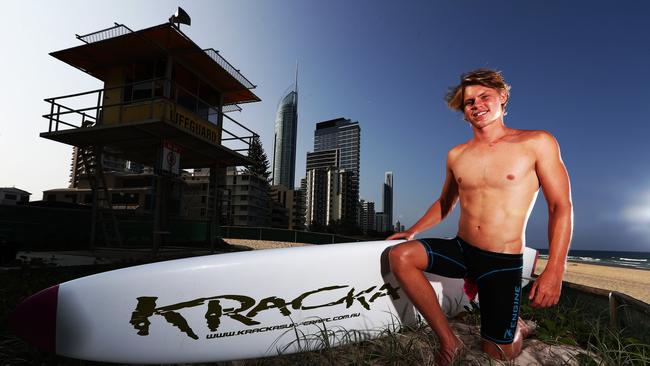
1, 1, 649, 252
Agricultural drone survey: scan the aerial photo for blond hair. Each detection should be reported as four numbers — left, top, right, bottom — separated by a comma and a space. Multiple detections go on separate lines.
445, 68, 511, 112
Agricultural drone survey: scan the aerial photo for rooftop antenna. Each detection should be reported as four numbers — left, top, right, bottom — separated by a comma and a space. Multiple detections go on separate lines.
169, 7, 191, 30
294, 60, 299, 114
294, 60, 299, 95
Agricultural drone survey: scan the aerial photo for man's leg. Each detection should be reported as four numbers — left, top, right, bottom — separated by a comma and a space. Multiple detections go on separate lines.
468, 243, 527, 360
388, 240, 464, 365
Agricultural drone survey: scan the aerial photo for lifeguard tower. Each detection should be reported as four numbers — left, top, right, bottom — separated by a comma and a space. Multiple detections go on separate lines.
40, 11, 260, 254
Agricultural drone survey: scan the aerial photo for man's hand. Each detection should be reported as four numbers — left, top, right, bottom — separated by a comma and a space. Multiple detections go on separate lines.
528, 267, 564, 308
386, 231, 416, 241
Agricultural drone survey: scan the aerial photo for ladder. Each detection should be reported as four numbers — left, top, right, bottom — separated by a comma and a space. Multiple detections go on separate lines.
78, 145, 123, 249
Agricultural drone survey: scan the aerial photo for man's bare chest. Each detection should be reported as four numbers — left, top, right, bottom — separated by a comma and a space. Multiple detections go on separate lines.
451, 146, 538, 190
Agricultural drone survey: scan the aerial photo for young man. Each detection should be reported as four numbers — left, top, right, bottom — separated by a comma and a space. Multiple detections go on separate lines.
387, 69, 573, 364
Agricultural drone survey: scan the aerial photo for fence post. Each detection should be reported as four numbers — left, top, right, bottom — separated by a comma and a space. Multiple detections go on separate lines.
609, 292, 618, 329
56, 105, 61, 131
96, 89, 103, 123
49, 101, 54, 132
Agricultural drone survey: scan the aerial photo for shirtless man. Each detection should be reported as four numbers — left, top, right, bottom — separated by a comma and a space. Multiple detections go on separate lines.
387, 69, 573, 364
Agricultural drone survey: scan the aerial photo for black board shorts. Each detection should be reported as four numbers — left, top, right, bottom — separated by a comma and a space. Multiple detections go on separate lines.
417, 236, 524, 344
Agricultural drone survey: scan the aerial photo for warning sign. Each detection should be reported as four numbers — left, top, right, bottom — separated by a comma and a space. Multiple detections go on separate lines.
162, 141, 181, 175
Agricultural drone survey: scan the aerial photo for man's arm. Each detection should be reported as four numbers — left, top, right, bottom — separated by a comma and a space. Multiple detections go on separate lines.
387, 151, 460, 240
529, 131, 573, 308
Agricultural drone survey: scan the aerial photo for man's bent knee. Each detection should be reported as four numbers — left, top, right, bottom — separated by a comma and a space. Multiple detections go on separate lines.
388, 241, 426, 274
388, 245, 409, 273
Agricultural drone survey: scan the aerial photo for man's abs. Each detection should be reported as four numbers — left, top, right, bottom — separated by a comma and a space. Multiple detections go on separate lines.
457, 216, 528, 253
455, 186, 540, 253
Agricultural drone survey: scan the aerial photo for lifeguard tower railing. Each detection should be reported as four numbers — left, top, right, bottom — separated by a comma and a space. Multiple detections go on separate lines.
42, 77, 256, 156
75, 23, 257, 90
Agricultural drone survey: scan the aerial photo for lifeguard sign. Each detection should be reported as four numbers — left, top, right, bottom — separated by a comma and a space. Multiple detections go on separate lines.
162, 141, 181, 175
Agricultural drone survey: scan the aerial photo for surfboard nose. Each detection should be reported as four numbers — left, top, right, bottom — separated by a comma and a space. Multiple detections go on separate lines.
9, 285, 59, 354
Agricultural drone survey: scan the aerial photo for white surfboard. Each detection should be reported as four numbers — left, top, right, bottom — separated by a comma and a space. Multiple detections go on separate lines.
10, 240, 537, 364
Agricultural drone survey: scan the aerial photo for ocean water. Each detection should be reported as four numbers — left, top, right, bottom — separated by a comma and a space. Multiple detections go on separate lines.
536, 249, 650, 270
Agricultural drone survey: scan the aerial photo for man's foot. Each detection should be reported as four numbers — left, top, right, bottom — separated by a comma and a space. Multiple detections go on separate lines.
435, 338, 464, 366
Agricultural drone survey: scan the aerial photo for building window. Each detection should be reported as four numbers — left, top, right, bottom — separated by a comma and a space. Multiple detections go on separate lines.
123, 60, 165, 103
4, 194, 17, 200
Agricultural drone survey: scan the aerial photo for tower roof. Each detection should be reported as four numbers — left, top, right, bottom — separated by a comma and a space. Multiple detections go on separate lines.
51, 23, 260, 105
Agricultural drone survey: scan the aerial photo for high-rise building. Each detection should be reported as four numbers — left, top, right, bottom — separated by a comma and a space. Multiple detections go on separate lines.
299, 177, 307, 225
306, 149, 339, 171
271, 70, 298, 188
271, 185, 305, 230
305, 169, 328, 227
224, 167, 270, 227
374, 211, 388, 233
312, 118, 360, 223
68, 147, 146, 188
383, 171, 393, 230
180, 168, 231, 223
359, 199, 375, 234
304, 144, 358, 229
335, 169, 357, 225
305, 167, 355, 228
314, 118, 360, 180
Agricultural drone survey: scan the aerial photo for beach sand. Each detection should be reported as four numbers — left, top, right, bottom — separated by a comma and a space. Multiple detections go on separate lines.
535, 258, 650, 304
223, 238, 311, 250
